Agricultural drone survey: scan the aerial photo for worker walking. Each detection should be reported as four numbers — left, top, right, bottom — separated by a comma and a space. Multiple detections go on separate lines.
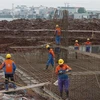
74, 40, 79, 50
45, 45, 55, 70
55, 59, 72, 100
54, 25, 61, 45
85, 38, 91, 52
0, 54, 16, 90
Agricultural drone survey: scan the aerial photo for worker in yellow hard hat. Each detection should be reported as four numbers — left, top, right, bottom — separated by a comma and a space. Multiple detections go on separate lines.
45, 45, 55, 70
55, 59, 72, 100
54, 25, 61, 45
46, 44, 50, 49
56, 25, 59, 27
84, 38, 91, 52
0, 54, 17, 90
74, 40, 79, 50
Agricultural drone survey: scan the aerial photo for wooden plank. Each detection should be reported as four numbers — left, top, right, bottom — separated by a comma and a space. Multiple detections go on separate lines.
0, 82, 50, 93
0, 29, 100, 33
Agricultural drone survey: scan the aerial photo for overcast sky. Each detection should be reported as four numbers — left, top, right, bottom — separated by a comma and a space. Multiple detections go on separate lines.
0, 0, 100, 10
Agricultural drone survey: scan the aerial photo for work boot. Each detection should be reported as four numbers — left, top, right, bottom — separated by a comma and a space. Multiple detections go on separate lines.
5, 84, 8, 91
66, 90, 69, 99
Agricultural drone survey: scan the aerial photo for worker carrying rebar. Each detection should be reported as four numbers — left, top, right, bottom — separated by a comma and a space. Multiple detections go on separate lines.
74, 40, 79, 50
0, 54, 16, 90
45, 44, 55, 70
54, 25, 61, 45
55, 59, 72, 100
85, 38, 91, 52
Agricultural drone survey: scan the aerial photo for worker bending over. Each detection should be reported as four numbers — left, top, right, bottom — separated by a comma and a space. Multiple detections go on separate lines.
45, 45, 55, 70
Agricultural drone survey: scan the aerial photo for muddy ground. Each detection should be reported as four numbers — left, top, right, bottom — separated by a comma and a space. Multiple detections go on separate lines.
0, 19, 100, 100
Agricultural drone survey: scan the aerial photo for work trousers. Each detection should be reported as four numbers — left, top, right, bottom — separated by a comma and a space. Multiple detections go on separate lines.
55, 36, 61, 44
46, 57, 54, 67
58, 78, 69, 92
86, 46, 90, 52
5, 74, 15, 84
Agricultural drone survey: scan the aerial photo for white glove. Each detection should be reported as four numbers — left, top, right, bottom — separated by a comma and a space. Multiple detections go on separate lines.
66, 69, 69, 72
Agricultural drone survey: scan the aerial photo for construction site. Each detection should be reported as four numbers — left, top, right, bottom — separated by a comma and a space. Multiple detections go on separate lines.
0, 10, 100, 100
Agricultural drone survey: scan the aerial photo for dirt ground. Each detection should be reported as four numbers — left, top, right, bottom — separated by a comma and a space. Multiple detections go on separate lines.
0, 19, 100, 100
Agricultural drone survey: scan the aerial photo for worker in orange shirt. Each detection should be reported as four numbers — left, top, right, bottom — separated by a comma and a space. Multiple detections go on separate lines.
85, 38, 91, 52
0, 54, 16, 90
55, 59, 72, 100
54, 25, 61, 45
45, 44, 55, 70
74, 40, 79, 59
74, 40, 79, 50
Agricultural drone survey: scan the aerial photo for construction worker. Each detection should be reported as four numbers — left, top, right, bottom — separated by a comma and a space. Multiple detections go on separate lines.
0, 54, 16, 90
54, 25, 61, 45
74, 40, 79, 59
74, 40, 79, 50
85, 38, 91, 52
45, 44, 55, 70
55, 59, 72, 100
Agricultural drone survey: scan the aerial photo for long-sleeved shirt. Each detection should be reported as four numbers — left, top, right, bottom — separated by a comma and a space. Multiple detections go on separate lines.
0, 59, 16, 74
55, 27, 61, 36
85, 41, 91, 46
74, 43, 80, 50
55, 64, 72, 79
49, 49, 55, 58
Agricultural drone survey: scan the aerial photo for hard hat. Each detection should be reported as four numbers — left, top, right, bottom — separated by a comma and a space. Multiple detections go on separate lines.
56, 25, 59, 27
75, 40, 78, 42
46, 44, 50, 49
87, 38, 90, 40
6, 54, 11, 59
58, 59, 64, 65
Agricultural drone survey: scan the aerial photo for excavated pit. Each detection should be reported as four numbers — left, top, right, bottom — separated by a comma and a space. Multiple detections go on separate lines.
0, 19, 100, 100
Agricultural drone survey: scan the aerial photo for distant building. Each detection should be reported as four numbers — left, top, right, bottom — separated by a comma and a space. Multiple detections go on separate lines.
87, 10, 100, 19
74, 13, 89, 19
57, 7, 79, 14
57, 6, 87, 19
0, 9, 12, 18
0, 5, 100, 19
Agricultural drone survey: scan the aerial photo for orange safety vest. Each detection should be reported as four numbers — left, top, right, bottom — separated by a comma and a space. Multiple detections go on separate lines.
55, 27, 61, 36
0, 59, 15, 73
74, 43, 79, 49
74, 43, 79, 47
85, 41, 91, 45
49, 49, 55, 58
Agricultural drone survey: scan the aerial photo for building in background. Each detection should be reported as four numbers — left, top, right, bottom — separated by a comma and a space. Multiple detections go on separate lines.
0, 5, 100, 19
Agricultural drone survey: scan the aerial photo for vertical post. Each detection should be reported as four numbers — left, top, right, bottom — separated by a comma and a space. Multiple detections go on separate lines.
12, 3, 15, 20
62, 10, 69, 46
61, 10, 69, 62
